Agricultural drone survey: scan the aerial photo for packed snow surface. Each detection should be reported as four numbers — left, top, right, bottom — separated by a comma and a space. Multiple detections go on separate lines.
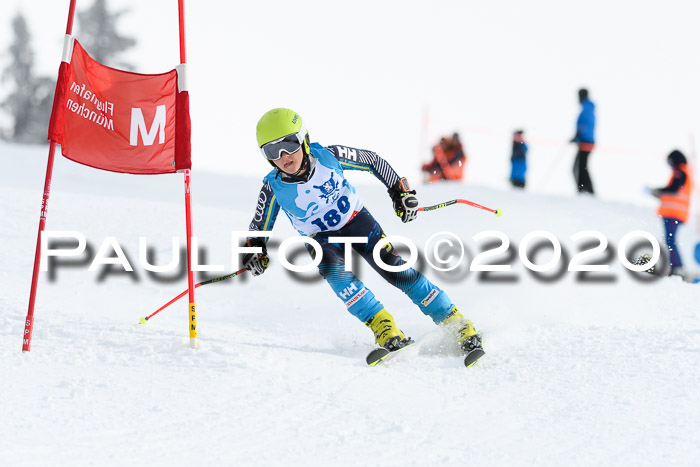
1, 143, 699, 466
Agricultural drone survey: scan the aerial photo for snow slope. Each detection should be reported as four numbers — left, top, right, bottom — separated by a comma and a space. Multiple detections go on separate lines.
1, 142, 699, 467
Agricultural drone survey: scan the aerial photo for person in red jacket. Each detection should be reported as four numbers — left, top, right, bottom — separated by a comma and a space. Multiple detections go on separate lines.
649, 150, 692, 277
421, 133, 466, 182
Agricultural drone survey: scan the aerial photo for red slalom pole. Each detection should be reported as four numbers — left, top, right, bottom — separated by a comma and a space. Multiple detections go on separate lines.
23, 142, 58, 352
23, 0, 77, 352
178, 0, 187, 63
418, 198, 503, 217
139, 268, 247, 324
178, 0, 198, 349
184, 170, 197, 348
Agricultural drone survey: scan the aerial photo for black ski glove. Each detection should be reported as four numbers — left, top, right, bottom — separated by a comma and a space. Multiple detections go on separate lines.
388, 177, 419, 223
242, 238, 269, 276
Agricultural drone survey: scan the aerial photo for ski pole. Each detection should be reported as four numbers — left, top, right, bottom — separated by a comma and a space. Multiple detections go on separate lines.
139, 268, 248, 324
419, 199, 503, 217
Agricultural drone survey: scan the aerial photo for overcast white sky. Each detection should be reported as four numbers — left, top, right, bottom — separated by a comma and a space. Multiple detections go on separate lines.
2, 1, 700, 201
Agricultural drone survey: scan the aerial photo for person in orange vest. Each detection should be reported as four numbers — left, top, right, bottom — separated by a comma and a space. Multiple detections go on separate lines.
421, 133, 466, 182
649, 150, 692, 277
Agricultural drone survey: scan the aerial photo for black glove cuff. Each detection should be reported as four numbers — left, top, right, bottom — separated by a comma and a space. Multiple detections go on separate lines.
245, 237, 267, 255
388, 177, 416, 202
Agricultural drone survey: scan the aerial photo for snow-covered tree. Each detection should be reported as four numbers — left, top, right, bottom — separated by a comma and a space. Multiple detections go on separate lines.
77, 0, 136, 69
0, 13, 54, 144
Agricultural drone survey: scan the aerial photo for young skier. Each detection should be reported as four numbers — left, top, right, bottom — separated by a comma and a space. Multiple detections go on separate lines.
242, 108, 484, 366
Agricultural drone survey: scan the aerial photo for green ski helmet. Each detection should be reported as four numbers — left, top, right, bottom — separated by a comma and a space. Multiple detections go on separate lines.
256, 108, 310, 162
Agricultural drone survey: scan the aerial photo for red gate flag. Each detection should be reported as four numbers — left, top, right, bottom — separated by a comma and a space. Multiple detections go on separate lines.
23, 0, 198, 353
48, 39, 191, 174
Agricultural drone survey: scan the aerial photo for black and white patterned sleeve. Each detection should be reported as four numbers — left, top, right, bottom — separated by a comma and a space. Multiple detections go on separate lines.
326, 145, 400, 189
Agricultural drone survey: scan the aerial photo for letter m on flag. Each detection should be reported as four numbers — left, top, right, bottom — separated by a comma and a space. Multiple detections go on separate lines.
48, 40, 191, 174
130, 105, 167, 146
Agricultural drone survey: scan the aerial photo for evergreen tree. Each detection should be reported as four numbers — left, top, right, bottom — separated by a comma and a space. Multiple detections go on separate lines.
0, 13, 54, 144
77, 0, 136, 69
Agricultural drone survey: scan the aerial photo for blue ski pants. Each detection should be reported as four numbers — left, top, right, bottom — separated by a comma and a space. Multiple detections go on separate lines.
308, 208, 454, 324
663, 217, 683, 269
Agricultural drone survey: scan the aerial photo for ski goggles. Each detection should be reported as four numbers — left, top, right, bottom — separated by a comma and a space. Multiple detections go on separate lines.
260, 128, 306, 161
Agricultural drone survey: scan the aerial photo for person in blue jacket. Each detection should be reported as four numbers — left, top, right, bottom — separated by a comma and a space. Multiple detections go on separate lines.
240, 108, 485, 366
570, 88, 596, 194
509, 130, 528, 188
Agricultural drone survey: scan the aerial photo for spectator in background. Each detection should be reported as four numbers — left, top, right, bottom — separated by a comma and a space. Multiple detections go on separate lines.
570, 88, 596, 194
509, 130, 528, 188
421, 132, 466, 182
649, 150, 693, 278
450, 132, 465, 160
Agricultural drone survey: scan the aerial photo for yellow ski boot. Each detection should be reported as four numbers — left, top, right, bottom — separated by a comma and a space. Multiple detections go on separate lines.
365, 309, 413, 351
441, 307, 485, 367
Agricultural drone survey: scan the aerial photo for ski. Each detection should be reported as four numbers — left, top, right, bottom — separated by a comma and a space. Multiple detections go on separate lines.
366, 348, 391, 366
367, 333, 486, 368
464, 348, 486, 368
365, 340, 415, 366
463, 333, 485, 368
